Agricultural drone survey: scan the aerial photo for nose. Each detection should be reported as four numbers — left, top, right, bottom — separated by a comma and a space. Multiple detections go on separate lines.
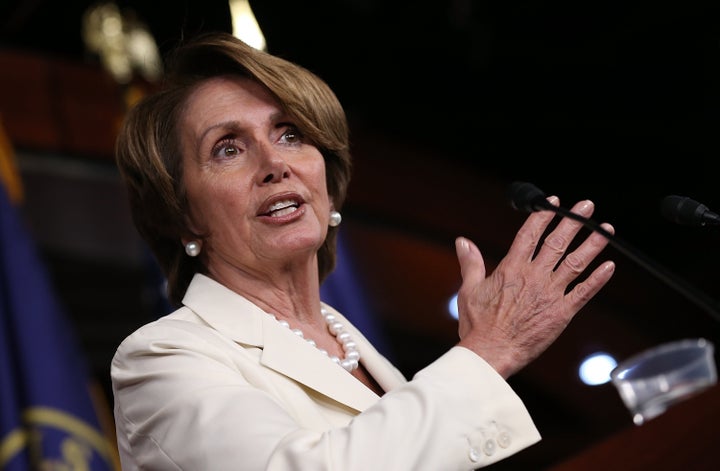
262, 170, 289, 183
257, 144, 291, 184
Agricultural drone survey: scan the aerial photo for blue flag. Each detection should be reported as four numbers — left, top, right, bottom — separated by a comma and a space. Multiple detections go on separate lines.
320, 231, 390, 358
0, 185, 117, 470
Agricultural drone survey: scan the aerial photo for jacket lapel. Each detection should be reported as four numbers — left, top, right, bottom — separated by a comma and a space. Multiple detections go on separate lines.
321, 304, 408, 394
260, 314, 381, 412
182, 274, 397, 413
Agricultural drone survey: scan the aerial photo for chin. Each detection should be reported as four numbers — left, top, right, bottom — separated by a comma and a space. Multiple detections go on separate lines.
275, 230, 324, 252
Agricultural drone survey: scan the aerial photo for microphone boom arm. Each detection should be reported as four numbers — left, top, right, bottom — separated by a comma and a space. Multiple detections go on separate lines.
513, 182, 720, 323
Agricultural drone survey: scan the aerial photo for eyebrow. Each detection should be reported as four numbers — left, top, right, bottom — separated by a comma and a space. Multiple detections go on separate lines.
196, 110, 287, 147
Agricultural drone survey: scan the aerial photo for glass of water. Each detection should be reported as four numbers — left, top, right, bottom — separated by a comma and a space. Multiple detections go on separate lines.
610, 338, 717, 426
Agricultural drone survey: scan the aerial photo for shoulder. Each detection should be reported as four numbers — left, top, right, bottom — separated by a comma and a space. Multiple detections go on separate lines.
111, 306, 236, 366
118, 306, 205, 341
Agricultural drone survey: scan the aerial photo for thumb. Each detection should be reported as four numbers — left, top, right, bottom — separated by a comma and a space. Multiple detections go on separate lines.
454, 236, 487, 285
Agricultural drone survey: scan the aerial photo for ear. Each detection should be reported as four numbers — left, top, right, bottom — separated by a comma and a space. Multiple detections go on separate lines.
182, 214, 203, 243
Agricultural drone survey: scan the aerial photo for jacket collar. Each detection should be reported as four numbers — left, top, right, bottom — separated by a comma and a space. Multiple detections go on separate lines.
181, 274, 404, 412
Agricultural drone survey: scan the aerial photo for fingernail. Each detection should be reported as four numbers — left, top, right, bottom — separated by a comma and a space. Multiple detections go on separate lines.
456, 237, 470, 252
579, 200, 594, 213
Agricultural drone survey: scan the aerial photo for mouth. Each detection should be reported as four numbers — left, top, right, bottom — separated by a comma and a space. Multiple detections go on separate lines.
260, 198, 302, 218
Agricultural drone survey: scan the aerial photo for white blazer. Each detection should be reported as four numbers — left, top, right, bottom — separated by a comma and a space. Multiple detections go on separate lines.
111, 274, 540, 470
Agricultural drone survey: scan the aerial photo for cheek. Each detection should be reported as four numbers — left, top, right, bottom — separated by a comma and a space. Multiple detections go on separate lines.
185, 194, 212, 234
185, 180, 239, 233
310, 159, 331, 205
194, 192, 252, 243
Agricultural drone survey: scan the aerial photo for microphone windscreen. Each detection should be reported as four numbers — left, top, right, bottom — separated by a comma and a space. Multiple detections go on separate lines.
661, 195, 706, 226
508, 181, 547, 213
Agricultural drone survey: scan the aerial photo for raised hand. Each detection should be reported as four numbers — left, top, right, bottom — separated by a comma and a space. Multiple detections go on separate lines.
454, 196, 616, 378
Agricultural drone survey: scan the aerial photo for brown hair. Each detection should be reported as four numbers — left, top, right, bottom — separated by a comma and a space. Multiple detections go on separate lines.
115, 32, 352, 306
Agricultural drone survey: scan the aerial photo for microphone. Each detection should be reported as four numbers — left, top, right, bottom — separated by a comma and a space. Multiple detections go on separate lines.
661, 195, 720, 227
509, 181, 552, 212
507, 181, 720, 323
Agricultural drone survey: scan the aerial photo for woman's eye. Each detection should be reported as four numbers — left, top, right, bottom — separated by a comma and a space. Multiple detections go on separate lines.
280, 126, 303, 145
211, 139, 241, 159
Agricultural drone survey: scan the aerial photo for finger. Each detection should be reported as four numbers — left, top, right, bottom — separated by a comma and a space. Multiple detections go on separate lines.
505, 195, 560, 263
454, 237, 487, 286
552, 222, 614, 285
532, 199, 595, 270
565, 259, 616, 311
454, 237, 487, 337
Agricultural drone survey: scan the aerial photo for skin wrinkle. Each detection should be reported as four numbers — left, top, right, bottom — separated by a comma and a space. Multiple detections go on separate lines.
490, 200, 601, 346
499, 280, 553, 371
518, 227, 542, 262
571, 279, 591, 303
542, 233, 568, 256
561, 252, 584, 275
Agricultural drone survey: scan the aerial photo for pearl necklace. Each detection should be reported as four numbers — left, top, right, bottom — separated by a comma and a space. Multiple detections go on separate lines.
271, 307, 361, 372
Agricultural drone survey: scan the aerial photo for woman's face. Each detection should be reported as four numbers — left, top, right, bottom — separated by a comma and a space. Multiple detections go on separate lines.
179, 76, 332, 279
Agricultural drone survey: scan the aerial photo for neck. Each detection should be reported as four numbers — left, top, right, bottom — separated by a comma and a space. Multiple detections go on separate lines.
207, 258, 323, 324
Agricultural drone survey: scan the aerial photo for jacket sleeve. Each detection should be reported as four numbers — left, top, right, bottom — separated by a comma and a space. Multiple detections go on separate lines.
111, 321, 540, 471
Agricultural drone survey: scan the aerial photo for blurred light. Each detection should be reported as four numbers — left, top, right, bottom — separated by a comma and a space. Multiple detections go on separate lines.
579, 352, 617, 385
229, 0, 266, 51
124, 19, 163, 82
448, 293, 459, 320
82, 1, 162, 84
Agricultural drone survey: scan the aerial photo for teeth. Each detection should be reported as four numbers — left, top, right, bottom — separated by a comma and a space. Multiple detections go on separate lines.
267, 199, 298, 217
268, 200, 296, 211
271, 206, 298, 217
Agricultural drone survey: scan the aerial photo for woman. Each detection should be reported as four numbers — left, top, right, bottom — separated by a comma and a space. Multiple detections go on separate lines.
111, 32, 615, 470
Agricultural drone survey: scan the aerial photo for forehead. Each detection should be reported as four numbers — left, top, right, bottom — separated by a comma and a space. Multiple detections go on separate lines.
180, 76, 283, 140
183, 75, 277, 115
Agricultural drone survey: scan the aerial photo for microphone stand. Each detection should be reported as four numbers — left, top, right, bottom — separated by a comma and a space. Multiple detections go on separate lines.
513, 184, 720, 324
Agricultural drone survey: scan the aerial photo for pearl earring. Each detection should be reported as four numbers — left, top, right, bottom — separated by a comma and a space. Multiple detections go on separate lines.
185, 240, 201, 257
329, 210, 342, 227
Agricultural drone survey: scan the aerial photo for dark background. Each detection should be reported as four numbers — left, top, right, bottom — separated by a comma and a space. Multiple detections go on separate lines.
3, 2, 720, 240
2, 1, 720, 469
